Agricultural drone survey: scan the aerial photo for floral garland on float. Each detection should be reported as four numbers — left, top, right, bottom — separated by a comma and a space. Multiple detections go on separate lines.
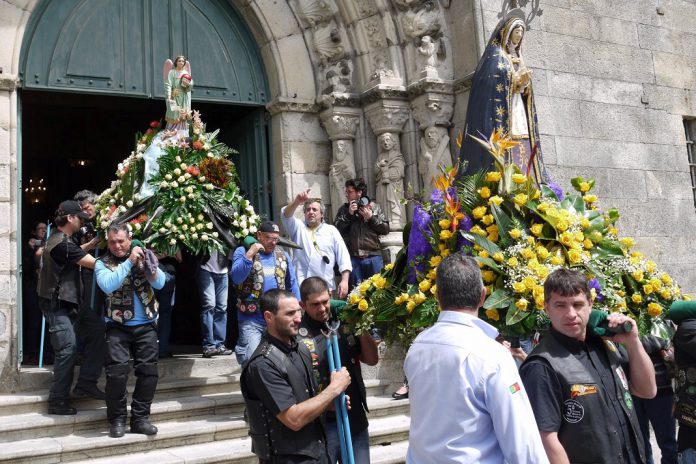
341, 130, 690, 346
94, 111, 259, 256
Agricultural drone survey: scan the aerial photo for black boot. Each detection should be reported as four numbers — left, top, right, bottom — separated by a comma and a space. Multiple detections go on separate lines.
130, 418, 158, 435
109, 418, 126, 438
48, 400, 77, 415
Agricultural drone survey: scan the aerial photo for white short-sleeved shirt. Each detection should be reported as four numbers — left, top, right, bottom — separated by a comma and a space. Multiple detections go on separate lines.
404, 311, 549, 464
280, 206, 351, 290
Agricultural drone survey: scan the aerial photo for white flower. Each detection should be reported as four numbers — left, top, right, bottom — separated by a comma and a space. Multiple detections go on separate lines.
177, 176, 185, 183
184, 173, 191, 180
232, 220, 239, 227
246, 204, 254, 213
193, 127, 200, 135
192, 233, 199, 239
179, 234, 186, 240
206, 222, 213, 230
180, 163, 187, 170
117, 163, 124, 171
134, 223, 142, 230
134, 193, 140, 201
174, 168, 182, 176
170, 238, 177, 245
189, 217, 195, 224
170, 225, 178, 232
165, 174, 173, 181
101, 221, 109, 229
240, 220, 248, 229
197, 214, 204, 221
242, 228, 249, 236
201, 234, 209, 241
212, 232, 219, 238
127, 223, 133, 231
170, 181, 179, 188
203, 142, 211, 151
207, 153, 214, 158
109, 198, 115, 205
137, 143, 146, 152
159, 227, 167, 234
135, 153, 143, 160
119, 205, 127, 213
165, 221, 172, 228
249, 225, 257, 234
175, 156, 182, 162
188, 193, 195, 199
206, 184, 214, 190
182, 224, 188, 231
199, 176, 206, 182
177, 217, 184, 224
185, 186, 194, 194
196, 223, 204, 230
126, 200, 134, 208
179, 196, 186, 203
159, 181, 168, 188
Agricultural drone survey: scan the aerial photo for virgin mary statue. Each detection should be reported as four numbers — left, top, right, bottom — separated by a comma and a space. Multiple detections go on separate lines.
459, 13, 550, 185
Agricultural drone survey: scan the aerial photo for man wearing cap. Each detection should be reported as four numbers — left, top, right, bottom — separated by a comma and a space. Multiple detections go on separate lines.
231, 221, 301, 367
281, 189, 351, 299
37, 200, 98, 415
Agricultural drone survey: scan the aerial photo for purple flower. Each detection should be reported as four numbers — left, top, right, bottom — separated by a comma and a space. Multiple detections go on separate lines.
456, 214, 474, 249
546, 181, 564, 201
407, 205, 433, 283
588, 278, 604, 301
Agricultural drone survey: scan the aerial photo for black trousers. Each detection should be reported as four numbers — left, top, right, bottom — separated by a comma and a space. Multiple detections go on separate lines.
105, 323, 159, 424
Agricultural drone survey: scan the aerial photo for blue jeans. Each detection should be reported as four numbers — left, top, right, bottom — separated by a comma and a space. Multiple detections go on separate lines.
350, 255, 384, 287
634, 393, 678, 464
325, 423, 370, 463
155, 271, 176, 355
235, 318, 266, 367
681, 449, 696, 464
197, 269, 228, 349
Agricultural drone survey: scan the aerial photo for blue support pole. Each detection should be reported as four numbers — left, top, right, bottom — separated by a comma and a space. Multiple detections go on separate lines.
324, 321, 355, 464
39, 222, 51, 369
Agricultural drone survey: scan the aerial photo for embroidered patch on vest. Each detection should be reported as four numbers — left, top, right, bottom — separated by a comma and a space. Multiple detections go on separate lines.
299, 327, 308, 337
623, 391, 634, 410
570, 384, 598, 398
616, 366, 629, 391
563, 399, 585, 423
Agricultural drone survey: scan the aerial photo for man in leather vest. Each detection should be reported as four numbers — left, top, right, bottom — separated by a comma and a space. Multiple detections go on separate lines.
672, 310, 696, 461
297, 277, 379, 463
95, 223, 165, 438
231, 221, 300, 367
36, 200, 97, 415
241, 289, 351, 463
520, 268, 656, 463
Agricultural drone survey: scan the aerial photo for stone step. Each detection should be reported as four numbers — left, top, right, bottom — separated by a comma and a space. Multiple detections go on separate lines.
0, 389, 406, 444
0, 412, 411, 463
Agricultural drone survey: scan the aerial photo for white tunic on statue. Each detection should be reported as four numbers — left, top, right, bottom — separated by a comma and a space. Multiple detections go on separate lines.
280, 206, 351, 291
404, 311, 549, 464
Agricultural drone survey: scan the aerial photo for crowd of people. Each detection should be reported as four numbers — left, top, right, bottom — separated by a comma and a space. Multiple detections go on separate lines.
25, 178, 696, 463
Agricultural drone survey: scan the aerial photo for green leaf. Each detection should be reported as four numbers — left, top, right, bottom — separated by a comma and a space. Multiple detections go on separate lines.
484, 289, 514, 309
460, 231, 502, 256
490, 203, 513, 241
594, 239, 624, 257
541, 185, 559, 201
475, 256, 504, 274
606, 208, 620, 225
570, 177, 584, 191
505, 301, 532, 326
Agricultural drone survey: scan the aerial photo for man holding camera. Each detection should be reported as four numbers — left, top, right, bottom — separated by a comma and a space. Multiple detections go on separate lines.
37, 200, 98, 415
334, 178, 389, 287
95, 223, 165, 438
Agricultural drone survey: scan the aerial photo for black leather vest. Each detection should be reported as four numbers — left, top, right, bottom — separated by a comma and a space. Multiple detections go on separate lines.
674, 321, 696, 428
526, 334, 645, 464
241, 339, 327, 462
37, 232, 81, 305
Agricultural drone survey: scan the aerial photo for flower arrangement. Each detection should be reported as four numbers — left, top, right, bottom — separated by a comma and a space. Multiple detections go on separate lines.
341, 129, 688, 345
95, 111, 259, 256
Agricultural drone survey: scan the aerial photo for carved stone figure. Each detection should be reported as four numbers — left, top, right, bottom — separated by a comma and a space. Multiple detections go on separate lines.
419, 126, 451, 197
417, 35, 439, 78
329, 140, 356, 213
375, 133, 406, 230
401, 8, 440, 39
313, 26, 345, 67
298, 0, 333, 28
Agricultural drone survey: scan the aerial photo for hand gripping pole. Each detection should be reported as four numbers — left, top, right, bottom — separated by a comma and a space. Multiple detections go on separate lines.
324, 320, 355, 464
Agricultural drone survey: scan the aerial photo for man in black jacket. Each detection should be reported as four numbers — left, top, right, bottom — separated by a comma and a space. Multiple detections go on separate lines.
673, 312, 696, 462
334, 178, 389, 288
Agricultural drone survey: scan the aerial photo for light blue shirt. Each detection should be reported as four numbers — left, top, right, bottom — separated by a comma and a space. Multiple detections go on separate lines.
95, 258, 165, 326
280, 207, 351, 291
404, 310, 549, 464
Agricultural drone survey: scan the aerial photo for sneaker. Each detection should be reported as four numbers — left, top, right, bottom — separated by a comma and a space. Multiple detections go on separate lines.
73, 384, 106, 401
216, 346, 233, 356
203, 347, 217, 358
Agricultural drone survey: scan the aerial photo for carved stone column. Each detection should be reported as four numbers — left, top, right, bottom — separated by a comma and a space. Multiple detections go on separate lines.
409, 80, 455, 198
319, 106, 361, 216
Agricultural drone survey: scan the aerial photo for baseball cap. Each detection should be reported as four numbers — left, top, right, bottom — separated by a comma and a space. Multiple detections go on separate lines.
258, 221, 280, 233
57, 200, 91, 220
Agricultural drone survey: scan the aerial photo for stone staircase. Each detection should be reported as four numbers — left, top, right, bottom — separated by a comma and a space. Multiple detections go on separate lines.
0, 355, 410, 463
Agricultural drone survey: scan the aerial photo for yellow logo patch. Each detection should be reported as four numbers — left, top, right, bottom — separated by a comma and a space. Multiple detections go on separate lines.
570, 384, 598, 398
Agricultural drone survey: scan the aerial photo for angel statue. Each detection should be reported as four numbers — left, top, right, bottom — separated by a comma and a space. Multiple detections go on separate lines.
163, 55, 194, 132
139, 56, 195, 199
458, 12, 551, 186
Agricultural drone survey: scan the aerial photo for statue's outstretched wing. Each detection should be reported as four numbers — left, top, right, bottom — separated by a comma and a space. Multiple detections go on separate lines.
163, 59, 173, 82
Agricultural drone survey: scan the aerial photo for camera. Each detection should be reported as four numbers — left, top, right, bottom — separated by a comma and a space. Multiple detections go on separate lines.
357, 195, 371, 207
34, 239, 45, 248
78, 222, 97, 241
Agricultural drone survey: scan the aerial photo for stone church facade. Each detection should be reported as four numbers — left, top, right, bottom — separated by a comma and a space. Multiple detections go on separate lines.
0, 0, 695, 390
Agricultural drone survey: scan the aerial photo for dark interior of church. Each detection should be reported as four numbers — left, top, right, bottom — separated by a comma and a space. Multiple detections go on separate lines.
20, 90, 260, 358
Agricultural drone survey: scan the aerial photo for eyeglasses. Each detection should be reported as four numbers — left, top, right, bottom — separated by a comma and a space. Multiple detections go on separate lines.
259, 234, 280, 243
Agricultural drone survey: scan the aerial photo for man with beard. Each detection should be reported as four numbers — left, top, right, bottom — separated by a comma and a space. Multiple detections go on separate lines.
281, 189, 351, 298
297, 277, 379, 463
95, 223, 165, 438
241, 289, 352, 463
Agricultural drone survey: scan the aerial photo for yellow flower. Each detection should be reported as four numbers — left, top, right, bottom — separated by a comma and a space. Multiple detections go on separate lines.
661, 273, 673, 285
556, 220, 569, 232
430, 284, 437, 296
685, 294, 693, 301
536, 246, 550, 260
583, 239, 594, 249
532, 285, 544, 298
481, 214, 494, 226
478, 250, 490, 259
508, 257, 520, 267
493, 252, 505, 262
579, 182, 591, 192
660, 289, 672, 300
414, 291, 427, 304
509, 228, 522, 240
631, 293, 643, 304
532, 189, 541, 200
485, 308, 500, 321
488, 195, 504, 207
478, 187, 491, 199
574, 231, 585, 242
488, 232, 499, 243
631, 271, 645, 283
580, 217, 590, 229
512, 173, 527, 184
523, 276, 537, 289
440, 229, 453, 240
620, 237, 635, 248
617, 290, 626, 297
515, 298, 529, 311
646, 260, 657, 273
537, 203, 550, 213
373, 275, 387, 289
559, 232, 574, 246
470, 225, 486, 236
482, 270, 497, 283
349, 293, 361, 304
631, 251, 645, 258
384, 263, 394, 271
486, 224, 499, 234
358, 281, 371, 293
441, 248, 451, 258
406, 301, 416, 313
472, 206, 487, 219
534, 266, 549, 279
419, 279, 432, 293
616, 298, 627, 310
608, 227, 619, 236
427, 268, 437, 280
512, 281, 526, 293
485, 171, 502, 182
530, 223, 543, 237
430, 255, 442, 268
583, 194, 598, 204
513, 193, 529, 206
535, 296, 545, 309
521, 248, 536, 260
358, 299, 369, 312
439, 219, 452, 230
643, 284, 654, 295
647, 302, 663, 317
550, 255, 565, 266
568, 249, 583, 264
649, 278, 663, 290
394, 293, 409, 305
